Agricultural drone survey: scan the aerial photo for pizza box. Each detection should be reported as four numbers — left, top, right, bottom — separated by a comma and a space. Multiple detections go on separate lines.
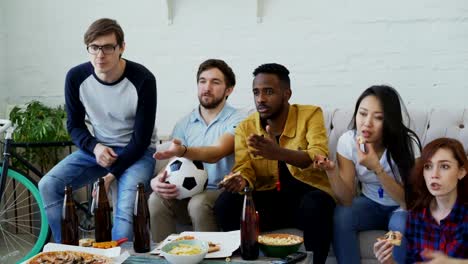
21, 243, 130, 263
151, 230, 241, 258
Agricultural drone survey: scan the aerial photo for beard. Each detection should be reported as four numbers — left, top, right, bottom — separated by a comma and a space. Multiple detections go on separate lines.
199, 93, 225, 109
258, 99, 286, 122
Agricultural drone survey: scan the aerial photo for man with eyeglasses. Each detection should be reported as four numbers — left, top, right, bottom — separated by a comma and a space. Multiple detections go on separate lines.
39, 18, 157, 242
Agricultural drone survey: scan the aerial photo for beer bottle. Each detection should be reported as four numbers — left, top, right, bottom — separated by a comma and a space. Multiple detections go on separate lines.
240, 186, 259, 260
133, 183, 151, 253
94, 177, 112, 242
61, 185, 78, 245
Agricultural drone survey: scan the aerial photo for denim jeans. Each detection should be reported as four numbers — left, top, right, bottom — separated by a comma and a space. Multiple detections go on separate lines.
333, 195, 407, 264
39, 148, 155, 242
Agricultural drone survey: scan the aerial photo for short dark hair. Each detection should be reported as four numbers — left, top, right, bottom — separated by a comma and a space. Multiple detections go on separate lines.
197, 59, 236, 88
84, 18, 124, 46
253, 63, 290, 89
409, 138, 468, 210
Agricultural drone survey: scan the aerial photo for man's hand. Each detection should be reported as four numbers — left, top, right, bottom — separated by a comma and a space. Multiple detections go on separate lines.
150, 170, 179, 199
219, 172, 247, 193
247, 125, 280, 160
373, 240, 396, 264
312, 155, 335, 172
94, 143, 118, 168
154, 139, 185, 160
416, 249, 454, 264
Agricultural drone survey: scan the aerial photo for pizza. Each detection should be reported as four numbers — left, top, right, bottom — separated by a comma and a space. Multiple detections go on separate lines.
27, 251, 112, 264
377, 231, 402, 246
357, 135, 366, 144
207, 242, 221, 253
174, 235, 221, 253
357, 135, 367, 153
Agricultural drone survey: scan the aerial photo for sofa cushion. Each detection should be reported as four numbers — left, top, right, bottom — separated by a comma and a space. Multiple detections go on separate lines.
423, 109, 468, 152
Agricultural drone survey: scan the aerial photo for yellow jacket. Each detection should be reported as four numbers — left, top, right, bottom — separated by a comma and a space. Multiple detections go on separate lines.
233, 104, 334, 198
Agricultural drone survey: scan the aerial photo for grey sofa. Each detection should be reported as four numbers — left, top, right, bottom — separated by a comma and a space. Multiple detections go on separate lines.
153, 107, 468, 264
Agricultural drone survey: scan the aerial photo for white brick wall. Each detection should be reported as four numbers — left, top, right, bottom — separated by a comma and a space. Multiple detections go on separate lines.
0, 3, 6, 116
1, 0, 468, 136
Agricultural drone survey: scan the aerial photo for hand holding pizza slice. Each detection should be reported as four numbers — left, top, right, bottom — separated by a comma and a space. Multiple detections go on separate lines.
377, 231, 402, 246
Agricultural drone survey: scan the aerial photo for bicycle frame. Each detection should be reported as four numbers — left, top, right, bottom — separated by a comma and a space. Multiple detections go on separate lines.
0, 119, 13, 198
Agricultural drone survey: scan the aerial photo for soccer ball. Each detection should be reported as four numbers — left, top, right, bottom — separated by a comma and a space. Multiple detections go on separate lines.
165, 157, 208, 200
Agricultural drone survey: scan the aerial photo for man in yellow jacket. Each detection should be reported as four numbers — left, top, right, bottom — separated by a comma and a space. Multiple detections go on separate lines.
214, 63, 336, 264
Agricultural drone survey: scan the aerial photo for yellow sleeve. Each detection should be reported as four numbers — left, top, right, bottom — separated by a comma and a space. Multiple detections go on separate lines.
305, 107, 329, 163
232, 122, 256, 189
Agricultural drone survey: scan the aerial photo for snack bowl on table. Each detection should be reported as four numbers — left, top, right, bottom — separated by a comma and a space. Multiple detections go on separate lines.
161, 239, 209, 264
258, 233, 304, 258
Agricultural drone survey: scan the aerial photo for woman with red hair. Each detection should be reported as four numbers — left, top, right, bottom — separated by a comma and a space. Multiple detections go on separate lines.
374, 137, 468, 263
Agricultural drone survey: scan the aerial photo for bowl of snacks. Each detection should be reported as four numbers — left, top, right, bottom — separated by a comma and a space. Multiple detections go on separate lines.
258, 233, 304, 258
161, 239, 209, 264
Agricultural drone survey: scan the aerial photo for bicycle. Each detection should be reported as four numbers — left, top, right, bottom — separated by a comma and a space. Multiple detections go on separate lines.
0, 119, 94, 263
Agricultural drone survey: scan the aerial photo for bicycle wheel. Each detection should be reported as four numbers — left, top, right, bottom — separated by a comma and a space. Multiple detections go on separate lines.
0, 167, 49, 264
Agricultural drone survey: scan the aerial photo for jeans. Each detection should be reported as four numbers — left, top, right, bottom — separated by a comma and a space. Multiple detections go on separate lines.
215, 187, 336, 264
333, 195, 407, 264
39, 148, 155, 242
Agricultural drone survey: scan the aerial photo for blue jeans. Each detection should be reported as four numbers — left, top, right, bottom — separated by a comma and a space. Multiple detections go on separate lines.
333, 196, 407, 264
39, 148, 155, 242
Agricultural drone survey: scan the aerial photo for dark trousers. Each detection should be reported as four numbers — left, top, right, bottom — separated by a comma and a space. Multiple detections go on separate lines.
214, 187, 336, 264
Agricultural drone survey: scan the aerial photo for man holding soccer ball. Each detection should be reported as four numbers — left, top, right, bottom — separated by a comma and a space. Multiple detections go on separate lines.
149, 59, 247, 242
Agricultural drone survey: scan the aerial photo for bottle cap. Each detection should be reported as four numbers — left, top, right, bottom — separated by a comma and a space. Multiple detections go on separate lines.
137, 182, 144, 188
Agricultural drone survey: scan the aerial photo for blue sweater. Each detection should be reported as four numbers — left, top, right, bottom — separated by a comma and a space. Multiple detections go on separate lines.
64, 59, 157, 178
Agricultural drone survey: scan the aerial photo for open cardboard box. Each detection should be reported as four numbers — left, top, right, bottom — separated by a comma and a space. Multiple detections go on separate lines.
21, 243, 130, 263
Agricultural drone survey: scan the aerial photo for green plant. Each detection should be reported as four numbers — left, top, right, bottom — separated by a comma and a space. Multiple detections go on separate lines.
9, 100, 71, 172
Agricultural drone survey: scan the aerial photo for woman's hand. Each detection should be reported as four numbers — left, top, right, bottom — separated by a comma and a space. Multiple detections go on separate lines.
416, 249, 458, 264
356, 139, 381, 171
373, 240, 396, 264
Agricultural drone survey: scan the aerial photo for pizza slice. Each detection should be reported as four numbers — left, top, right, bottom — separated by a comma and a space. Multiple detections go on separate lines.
217, 171, 241, 188
357, 135, 367, 153
377, 231, 402, 246
175, 235, 195, 241
27, 251, 112, 264
357, 135, 366, 144
208, 241, 221, 253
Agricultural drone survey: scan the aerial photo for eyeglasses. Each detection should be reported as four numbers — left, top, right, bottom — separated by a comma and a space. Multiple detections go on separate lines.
86, 44, 119, 55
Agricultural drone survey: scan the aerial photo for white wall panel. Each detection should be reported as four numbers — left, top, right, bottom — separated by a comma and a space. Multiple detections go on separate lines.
1, 0, 468, 136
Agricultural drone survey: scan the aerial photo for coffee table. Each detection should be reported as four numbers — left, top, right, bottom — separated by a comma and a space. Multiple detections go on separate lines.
120, 242, 312, 263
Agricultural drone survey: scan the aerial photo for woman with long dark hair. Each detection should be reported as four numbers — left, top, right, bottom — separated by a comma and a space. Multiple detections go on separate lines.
374, 138, 468, 263
316, 85, 421, 264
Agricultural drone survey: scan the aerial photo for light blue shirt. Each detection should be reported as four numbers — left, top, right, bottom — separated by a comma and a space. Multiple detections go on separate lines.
171, 104, 247, 189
